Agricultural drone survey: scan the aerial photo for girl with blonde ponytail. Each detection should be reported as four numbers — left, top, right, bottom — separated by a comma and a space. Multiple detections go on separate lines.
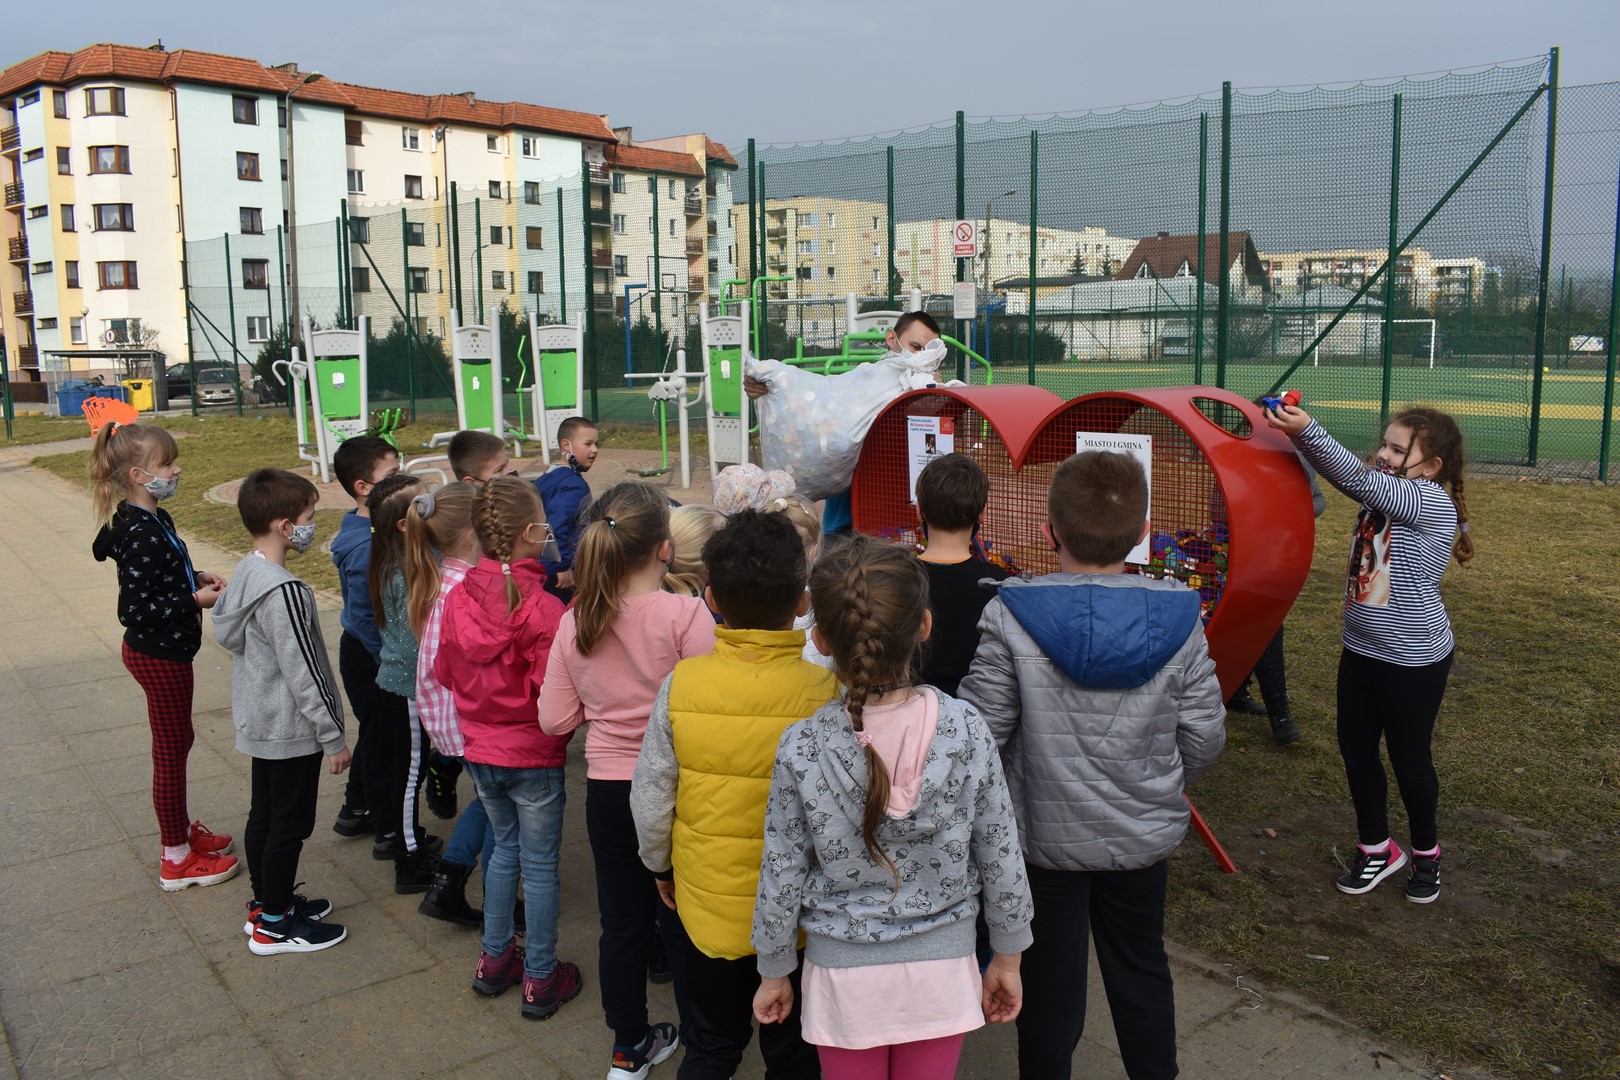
539, 481, 716, 1071
751, 534, 1032, 1077
87, 421, 240, 892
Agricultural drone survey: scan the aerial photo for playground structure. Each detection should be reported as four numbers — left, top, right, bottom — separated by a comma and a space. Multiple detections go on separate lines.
273, 317, 372, 484
521, 312, 587, 464
429, 311, 503, 450
699, 300, 751, 476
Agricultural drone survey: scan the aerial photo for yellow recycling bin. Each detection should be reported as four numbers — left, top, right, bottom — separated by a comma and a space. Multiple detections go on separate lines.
123, 379, 154, 412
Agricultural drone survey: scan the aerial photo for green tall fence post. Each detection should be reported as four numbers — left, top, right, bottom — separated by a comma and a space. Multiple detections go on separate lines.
475, 197, 485, 325
756, 162, 767, 355
1529, 47, 1560, 467
332, 218, 345, 328
224, 234, 244, 417
1381, 94, 1403, 426
747, 138, 758, 291
340, 200, 351, 328
1599, 149, 1620, 482
1194, 113, 1207, 384
886, 145, 896, 309
652, 172, 662, 371
401, 207, 415, 418
557, 193, 566, 320
181, 242, 199, 417
1028, 130, 1038, 386
451, 181, 464, 319
955, 110, 967, 381
1216, 81, 1232, 389
583, 164, 599, 420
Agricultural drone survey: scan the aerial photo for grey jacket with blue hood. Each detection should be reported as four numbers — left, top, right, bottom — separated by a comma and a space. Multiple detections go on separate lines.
958, 573, 1226, 873
213, 553, 347, 759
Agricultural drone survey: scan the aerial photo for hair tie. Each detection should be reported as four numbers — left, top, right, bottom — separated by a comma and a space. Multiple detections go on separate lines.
606, 517, 617, 529
107, 420, 121, 433
853, 729, 873, 749
1458, 523, 1469, 533
500, 561, 513, 576
411, 491, 436, 519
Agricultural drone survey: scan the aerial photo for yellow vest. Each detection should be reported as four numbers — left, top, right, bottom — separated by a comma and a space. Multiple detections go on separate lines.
668, 626, 838, 959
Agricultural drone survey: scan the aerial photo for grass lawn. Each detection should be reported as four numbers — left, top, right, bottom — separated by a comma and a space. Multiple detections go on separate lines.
3, 413, 99, 446
31, 414, 1620, 1078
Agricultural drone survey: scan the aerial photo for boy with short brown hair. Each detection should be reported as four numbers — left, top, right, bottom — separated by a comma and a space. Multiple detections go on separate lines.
914, 453, 1008, 696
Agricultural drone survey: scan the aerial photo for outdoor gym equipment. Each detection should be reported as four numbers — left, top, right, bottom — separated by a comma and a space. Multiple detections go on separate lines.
623, 344, 707, 489
429, 311, 503, 450
523, 312, 587, 465
272, 316, 371, 484
700, 300, 751, 476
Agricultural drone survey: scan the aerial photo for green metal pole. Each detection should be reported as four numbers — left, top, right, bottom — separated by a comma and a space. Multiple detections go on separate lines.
402, 207, 414, 417
1380, 94, 1403, 426
333, 218, 345, 328
1598, 149, 1620, 482
557, 192, 566, 320
956, 110, 967, 380
747, 138, 758, 291
1216, 81, 1232, 389
475, 197, 485, 324
1028, 130, 1038, 386
339, 200, 351, 328
224, 234, 243, 417
1194, 113, 1208, 383
451, 181, 465, 320
1529, 47, 1559, 467
652, 172, 662, 371
886, 145, 896, 309
583, 165, 599, 420
181, 242, 199, 417
756, 162, 766, 355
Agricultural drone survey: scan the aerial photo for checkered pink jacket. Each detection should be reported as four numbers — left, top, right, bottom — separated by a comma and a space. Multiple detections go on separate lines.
416, 558, 474, 757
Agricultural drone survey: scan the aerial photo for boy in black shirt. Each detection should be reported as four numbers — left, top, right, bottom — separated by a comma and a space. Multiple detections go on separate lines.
915, 453, 1008, 696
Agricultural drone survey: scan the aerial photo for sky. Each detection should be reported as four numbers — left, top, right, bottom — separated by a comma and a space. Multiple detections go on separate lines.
5, 0, 1617, 151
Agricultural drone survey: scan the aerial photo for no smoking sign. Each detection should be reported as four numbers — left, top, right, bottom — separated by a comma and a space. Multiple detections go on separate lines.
952, 219, 977, 258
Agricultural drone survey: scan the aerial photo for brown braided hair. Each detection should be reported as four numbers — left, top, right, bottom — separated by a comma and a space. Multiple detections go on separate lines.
809, 534, 931, 886
1392, 407, 1474, 566
472, 475, 544, 615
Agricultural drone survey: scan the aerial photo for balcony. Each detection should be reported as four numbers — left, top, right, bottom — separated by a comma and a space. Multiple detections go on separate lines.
4, 181, 22, 208
8, 235, 26, 261
588, 162, 610, 185
685, 237, 704, 257
13, 289, 33, 314
591, 293, 615, 313
707, 220, 718, 237
683, 194, 703, 217
0, 126, 19, 152
591, 249, 612, 268
589, 206, 611, 227
17, 343, 38, 367
765, 225, 786, 239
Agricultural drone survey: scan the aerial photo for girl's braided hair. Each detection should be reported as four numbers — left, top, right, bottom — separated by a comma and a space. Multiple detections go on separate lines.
472, 475, 543, 615
1392, 407, 1474, 567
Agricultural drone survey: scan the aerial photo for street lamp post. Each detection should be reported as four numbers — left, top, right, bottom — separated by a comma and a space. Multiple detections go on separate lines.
982, 190, 1017, 357
283, 71, 322, 344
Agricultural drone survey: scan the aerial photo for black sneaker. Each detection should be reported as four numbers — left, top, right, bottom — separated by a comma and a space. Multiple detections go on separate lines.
1270, 715, 1303, 745
1227, 687, 1268, 716
333, 805, 371, 838
425, 755, 460, 820
1405, 852, 1442, 904
609, 1022, 679, 1079
243, 890, 333, 935
1335, 839, 1408, 895
373, 829, 444, 861
248, 911, 347, 955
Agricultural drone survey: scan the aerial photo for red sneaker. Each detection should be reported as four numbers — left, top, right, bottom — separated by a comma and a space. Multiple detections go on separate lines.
188, 821, 234, 856
160, 849, 240, 892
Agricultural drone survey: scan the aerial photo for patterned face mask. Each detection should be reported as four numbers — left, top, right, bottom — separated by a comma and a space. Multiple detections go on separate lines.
137, 468, 179, 501
287, 522, 318, 553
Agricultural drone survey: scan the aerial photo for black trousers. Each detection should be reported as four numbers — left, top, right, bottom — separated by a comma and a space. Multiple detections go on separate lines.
370, 686, 426, 846
337, 632, 385, 822
1336, 647, 1453, 851
1016, 861, 1178, 1080
1251, 626, 1290, 717
587, 778, 691, 1046
674, 938, 816, 1080
244, 752, 323, 913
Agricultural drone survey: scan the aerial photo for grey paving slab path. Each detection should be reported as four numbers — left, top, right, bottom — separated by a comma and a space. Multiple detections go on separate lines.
0, 442, 1451, 1079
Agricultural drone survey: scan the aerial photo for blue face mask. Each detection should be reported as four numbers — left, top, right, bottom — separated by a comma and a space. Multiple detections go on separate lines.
138, 468, 179, 501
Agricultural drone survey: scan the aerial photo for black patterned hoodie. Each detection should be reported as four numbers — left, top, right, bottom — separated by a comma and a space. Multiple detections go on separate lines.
92, 503, 203, 662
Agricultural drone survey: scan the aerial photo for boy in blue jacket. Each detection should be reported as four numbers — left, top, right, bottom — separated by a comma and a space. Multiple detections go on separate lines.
533, 416, 597, 601
959, 450, 1226, 1080
328, 436, 397, 842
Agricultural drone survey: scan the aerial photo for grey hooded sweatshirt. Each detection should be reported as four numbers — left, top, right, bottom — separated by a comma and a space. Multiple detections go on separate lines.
213, 553, 346, 759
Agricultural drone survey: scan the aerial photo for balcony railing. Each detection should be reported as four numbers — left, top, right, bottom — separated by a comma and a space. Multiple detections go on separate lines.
685, 238, 704, 256
707, 221, 718, 237
683, 194, 703, 217
591, 249, 612, 267
591, 293, 615, 312
8, 235, 26, 261
13, 289, 34, 314
3, 181, 23, 207
17, 343, 38, 367
0, 126, 19, 152
588, 162, 610, 185
589, 206, 611, 226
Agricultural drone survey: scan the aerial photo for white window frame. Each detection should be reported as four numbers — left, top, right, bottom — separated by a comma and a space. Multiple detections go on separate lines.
402, 126, 421, 150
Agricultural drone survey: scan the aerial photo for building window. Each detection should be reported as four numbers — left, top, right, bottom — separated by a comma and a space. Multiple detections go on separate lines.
65, 261, 80, 288
93, 203, 134, 231
872, 269, 880, 283
39, 317, 58, 329
489, 225, 503, 245
408, 268, 428, 293
611, 172, 626, 193
232, 95, 258, 124
406, 221, 426, 246
281, 159, 289, 181
612, 213, 626, 234
669, 218, 677, 237
801, 212, 818, 227
61, 205, 76, 232
242, 259, 269, 289
19, 90, 40, 107
613, 255, 627, 276
278, 103, 287, 128
349, 216, 370, 244
524, 181, 541, 205
32, 261, 52, 275
871, 216, 879, 229
53, 90, 67, 118
237, 152, 261, 181
84, 87, 125, 116
526, 226, 544, 250
491, 270, 506, 290
827, 266, 836, 280
352, 266, 371, 292
345, 119, 363, 146
26, 204, 45, 220
23, 148, 43, 163
646, 176, 656, 194
527, 271, 545, 294
239, 207, 263, 234
246, 315, 271, 342
404, 175, 424, 199
347, 169, 364, 194
488, 181, 502, 200
521, 136, 539, 158
402, 126, 420, 150
487, 135, 499, 152
98, 261, 137, 289
56, 147, 71, 174
89, 145, 131, 173
669, 180, 678, 199
70, 316, 86, 343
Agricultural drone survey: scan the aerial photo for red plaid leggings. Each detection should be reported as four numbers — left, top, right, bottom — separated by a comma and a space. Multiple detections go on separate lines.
121, 642, 196, 848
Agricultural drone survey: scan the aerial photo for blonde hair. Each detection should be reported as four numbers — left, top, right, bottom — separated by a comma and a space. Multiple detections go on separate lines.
770, 495, 822, 565
87, 422, 179, 528
473, 475, 544, 615
405, 483, 478, 638
664, 504, 724, 596
573, 481, 670, 655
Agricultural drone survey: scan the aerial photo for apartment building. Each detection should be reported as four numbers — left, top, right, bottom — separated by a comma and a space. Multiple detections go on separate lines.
896, 217, 1139, 296
1258, 246, 1486, 307
636, 133, 738, 312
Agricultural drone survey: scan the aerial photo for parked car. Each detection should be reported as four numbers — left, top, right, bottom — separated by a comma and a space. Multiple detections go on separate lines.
164, 363, 239, 406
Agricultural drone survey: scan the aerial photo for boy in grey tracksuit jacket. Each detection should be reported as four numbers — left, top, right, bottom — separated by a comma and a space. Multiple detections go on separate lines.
958, 449, 1226, 1080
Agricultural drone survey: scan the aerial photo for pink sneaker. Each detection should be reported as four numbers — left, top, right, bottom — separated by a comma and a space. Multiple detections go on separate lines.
159, 849, 240, 892
472, 941, 524, 997
188, 821, 234, 856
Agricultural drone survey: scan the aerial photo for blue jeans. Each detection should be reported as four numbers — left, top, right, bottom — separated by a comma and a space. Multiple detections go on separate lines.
465, 761, 565, 979
441, 757, 495, 875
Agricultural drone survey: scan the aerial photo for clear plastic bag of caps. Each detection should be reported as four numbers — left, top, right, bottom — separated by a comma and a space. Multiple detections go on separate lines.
747, 341, 957, 501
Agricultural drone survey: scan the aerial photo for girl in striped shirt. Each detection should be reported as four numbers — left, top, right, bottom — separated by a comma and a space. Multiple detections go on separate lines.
1268, 403, 1474, 904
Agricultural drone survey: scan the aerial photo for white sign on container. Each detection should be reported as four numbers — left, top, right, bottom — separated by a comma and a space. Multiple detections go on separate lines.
1075, 431, 1154, 564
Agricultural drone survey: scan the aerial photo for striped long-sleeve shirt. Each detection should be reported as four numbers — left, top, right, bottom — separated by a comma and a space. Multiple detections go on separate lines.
1293, 421, 1458, 666
416, 558, 473, 758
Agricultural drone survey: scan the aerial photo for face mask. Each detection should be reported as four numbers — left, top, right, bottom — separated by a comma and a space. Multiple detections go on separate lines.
287, 523, 317, 553
138, 469, 179, 501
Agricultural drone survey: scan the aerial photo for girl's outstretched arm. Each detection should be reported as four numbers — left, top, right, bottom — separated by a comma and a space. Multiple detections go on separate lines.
1269, 405, 1432, 526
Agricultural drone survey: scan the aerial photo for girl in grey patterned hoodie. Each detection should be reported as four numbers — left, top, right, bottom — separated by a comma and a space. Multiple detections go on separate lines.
751, 536, 1033, 1075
